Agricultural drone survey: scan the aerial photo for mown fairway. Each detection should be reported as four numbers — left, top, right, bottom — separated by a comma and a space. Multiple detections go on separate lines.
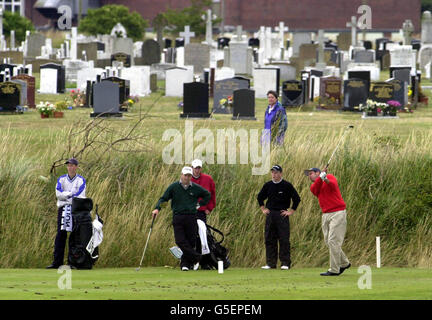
1, 267, 432, 300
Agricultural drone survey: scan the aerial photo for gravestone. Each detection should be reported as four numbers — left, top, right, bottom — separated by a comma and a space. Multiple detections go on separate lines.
363, 41, 373, 50
77, 43, 98, 62
347, 70, 370, 93
91, 81, 122, 117
369, 82, 395, 103
142, 39, 161, 66
185, 43, 210, 74
165, 47, 176, 64
0, 63, 16, 76
40, 63, 65, 93
319, 76, 342, 110
12, 74, 35, 108
253, 67, 280, 98
323, 48, 338, 66
232, 89, 256, 120
213, 77, 250, 114
225, 42, 253, 76
248, 38, 259, 48
102, 76, 130, 106
421, 11, 432, 44
299, 43, 318, 60
269, 63, 296, 82
392, 68, 411, 84
26, 33, 46, 58
337, 32, 351, 51
165, 67, 194, 97
354, 50, 375, 63
111, 52, 131, 68
218, 37, 231, 49
180, 82, 210, 118
292, 32, 312, 56
150, 73, 158, 92
11, 79, 27, 106
0, 51, 23, 64
121, 66, 150, 97
343, 78, 368, 111
390, 46, 413, 69
0, 81, 21, 113
386, 78, 407, 107
282, 80, 304, 107
112, 37, 134, 62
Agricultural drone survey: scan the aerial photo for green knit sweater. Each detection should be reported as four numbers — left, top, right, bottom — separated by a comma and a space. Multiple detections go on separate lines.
155, 181, 211, 215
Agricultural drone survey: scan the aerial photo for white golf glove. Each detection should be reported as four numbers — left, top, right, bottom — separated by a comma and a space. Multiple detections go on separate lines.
319, 172, 327, 181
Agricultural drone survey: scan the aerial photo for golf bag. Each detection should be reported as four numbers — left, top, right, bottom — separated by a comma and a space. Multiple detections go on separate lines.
198, 224, 231, 270
68, 198, 99, 269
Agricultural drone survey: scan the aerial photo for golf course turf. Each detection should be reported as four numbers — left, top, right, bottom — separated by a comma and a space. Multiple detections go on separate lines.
1, 267, 431, 300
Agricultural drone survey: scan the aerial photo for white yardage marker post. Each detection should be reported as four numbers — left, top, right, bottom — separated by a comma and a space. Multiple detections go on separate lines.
376, 236, 381, 268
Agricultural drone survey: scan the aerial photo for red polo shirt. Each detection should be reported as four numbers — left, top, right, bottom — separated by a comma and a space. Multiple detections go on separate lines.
191, 173, 216, 212
310, 174, 346, 213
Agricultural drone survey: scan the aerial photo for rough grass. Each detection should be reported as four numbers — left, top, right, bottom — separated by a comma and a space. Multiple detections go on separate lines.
0, 88, 432, 270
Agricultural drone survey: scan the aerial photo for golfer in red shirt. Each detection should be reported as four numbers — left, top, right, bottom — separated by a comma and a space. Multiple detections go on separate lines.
191, 159, 216, 223
305, 167, 351, 276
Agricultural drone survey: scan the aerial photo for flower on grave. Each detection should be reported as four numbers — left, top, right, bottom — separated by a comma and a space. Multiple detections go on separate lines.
219, 96, 233, 109
387, 100, 401, 108
408, 89, 413, 97
36, 101, 56, 116
178, 101, 184, 108
69, 89, 86, 108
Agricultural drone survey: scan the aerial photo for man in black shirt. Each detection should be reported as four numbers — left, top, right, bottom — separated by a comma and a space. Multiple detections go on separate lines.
257, 165, 301, 270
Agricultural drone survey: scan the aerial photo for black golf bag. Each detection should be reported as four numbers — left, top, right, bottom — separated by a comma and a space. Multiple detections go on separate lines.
197, 224, 231, 270
68, 198, 98, 269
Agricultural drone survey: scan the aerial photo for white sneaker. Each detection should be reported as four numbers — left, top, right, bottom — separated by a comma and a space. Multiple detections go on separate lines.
181, 267, 189, 271
193, 262, 199, 271
261, 265, 272, 270
281, 265, 290, 270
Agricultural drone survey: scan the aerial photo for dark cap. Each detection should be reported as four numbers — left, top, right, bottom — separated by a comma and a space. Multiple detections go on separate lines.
65, 158, 78, 165
304, 167, 320, 176
271, 165, 283, 172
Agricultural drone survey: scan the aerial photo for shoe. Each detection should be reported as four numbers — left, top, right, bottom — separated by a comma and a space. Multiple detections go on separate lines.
261, 265, 275, 269
281, 265, 290, 270
320, 271, 340, 276
181, 266, 189, 271
339, 263, 351, 275
46, 263, 61, 269
193, 262, 200, 271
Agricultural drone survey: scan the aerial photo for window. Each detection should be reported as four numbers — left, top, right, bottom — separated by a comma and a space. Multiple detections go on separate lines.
0, 0, 24, 16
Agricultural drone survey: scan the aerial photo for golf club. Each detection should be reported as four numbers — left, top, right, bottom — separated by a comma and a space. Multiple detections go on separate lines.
325, 125, 354, 170
136, 215, 156, 271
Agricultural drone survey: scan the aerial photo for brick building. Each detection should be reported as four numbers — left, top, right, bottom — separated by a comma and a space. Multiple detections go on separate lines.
18, 0, 422, 32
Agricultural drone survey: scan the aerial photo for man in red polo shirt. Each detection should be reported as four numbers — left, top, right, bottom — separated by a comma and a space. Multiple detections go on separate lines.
191, 159, 216, 223
305, 167, 351, 276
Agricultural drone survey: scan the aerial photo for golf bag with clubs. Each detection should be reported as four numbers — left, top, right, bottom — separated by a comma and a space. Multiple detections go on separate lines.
68, 198, 102, 269
197, 224, 231, 270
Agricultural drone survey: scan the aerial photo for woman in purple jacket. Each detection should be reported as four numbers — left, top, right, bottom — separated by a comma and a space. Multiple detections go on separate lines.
261, 90, 288, 145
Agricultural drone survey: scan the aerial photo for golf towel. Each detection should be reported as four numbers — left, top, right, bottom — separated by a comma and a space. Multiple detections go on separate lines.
197, 219, 210, 255
86, 215, 104, 259
61, 205, 73, 232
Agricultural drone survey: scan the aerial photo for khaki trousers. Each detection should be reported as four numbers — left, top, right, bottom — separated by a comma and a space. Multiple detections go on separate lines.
322, 210, 350, 273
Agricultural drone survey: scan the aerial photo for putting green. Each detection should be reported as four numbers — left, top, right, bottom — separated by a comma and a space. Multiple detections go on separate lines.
1, 267, 431, 300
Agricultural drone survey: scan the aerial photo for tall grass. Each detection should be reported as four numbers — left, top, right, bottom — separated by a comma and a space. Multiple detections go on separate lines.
0, 118, 431, 268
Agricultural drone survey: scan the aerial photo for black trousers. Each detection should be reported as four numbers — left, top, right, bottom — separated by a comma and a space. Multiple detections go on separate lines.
265, 210, 291, 268
196, 210, 207, 223
53, 206, 67, 266
173, 214, 201, 269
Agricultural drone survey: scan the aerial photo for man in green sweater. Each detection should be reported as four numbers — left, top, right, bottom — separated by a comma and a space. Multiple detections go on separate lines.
152, 167, 211, 271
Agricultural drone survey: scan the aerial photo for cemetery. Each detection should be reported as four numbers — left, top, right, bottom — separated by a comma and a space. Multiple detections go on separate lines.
0, 1, 432, 302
